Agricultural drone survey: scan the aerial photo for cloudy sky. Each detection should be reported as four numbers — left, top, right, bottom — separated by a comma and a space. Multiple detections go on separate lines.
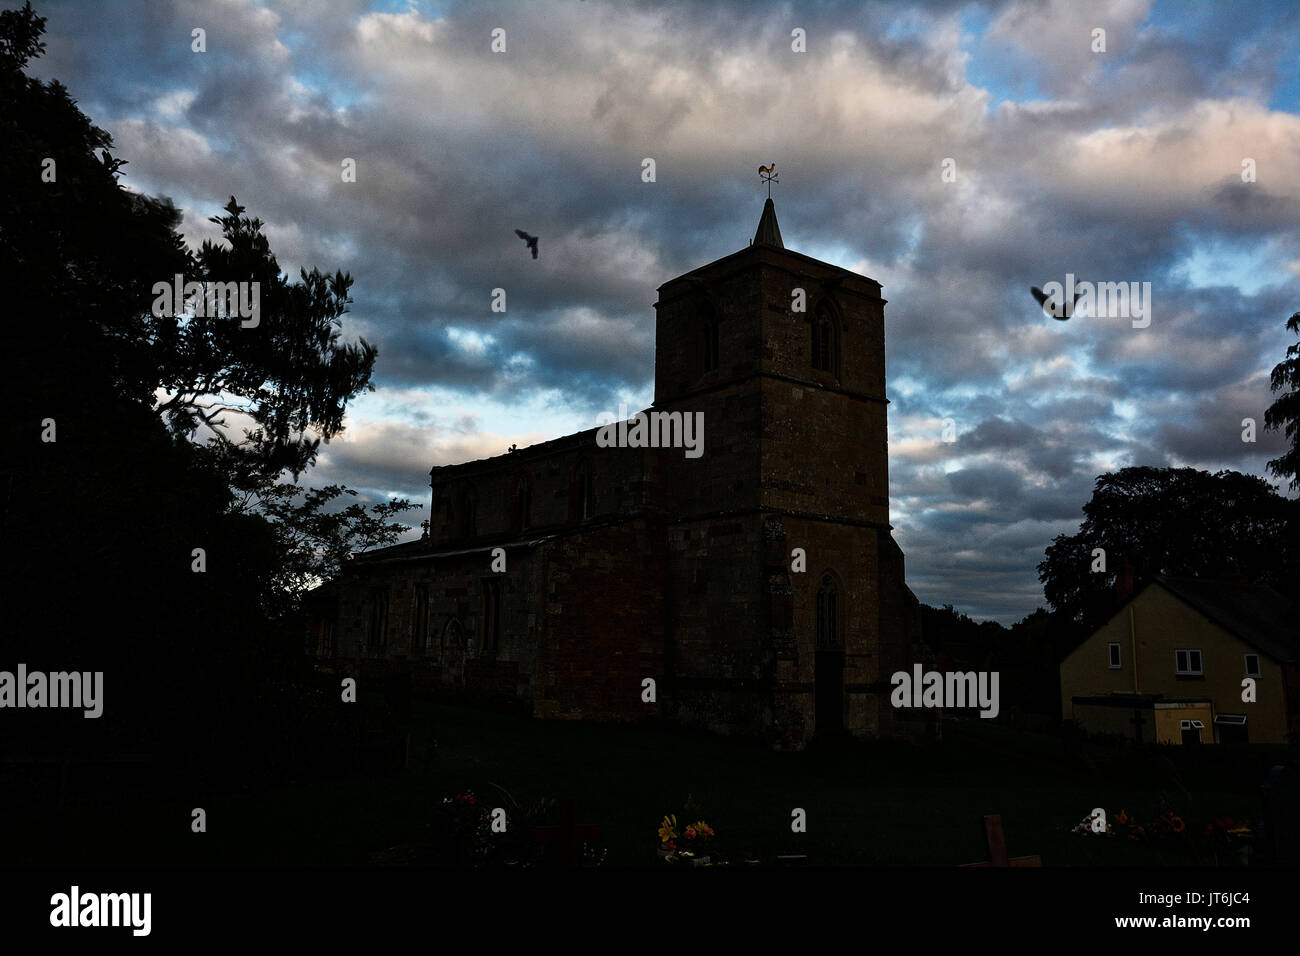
31, 0, 1300, 622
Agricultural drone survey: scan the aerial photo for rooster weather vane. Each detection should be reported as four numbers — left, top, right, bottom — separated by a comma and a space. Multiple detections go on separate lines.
758, 163, 779, 198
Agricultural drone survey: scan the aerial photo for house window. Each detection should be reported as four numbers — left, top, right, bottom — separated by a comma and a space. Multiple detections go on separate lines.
1214, 713, 1248, 745
1107, 642, 1121, 669
1244, 654, 1260, 677
320, 620, 335, 657
815, 574, 839, 648
481, 578, 502, 654
413, 585, 429, 654
369, 587, 390, 655
1179, 718, 1205, 745
1175, 649, 1203, 676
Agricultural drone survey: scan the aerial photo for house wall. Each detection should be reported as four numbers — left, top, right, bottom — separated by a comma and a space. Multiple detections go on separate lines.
1070, 701, 1152, 740
1154, 702, 1214, 745
1060, 583, 1290, 744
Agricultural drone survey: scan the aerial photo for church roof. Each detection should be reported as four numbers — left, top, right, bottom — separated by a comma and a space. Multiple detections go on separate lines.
753, 197, 784, 248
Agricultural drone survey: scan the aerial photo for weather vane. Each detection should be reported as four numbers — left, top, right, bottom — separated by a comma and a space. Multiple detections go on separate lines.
758, 163, 779, 198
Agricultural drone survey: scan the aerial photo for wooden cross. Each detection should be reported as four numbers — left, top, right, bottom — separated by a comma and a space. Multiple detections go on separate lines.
1129, 709, 1146, 744
533, 798, 600, 866
960, 814, 1042, 867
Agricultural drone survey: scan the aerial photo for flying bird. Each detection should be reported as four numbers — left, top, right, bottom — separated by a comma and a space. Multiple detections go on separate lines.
515, 229, 539, 259
1031, 285, 1083, 320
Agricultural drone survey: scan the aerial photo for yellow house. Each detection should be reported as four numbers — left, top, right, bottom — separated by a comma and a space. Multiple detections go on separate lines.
1060, 576, 1299, 745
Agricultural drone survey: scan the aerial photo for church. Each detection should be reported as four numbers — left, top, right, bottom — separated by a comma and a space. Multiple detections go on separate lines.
308, 198, 936, 749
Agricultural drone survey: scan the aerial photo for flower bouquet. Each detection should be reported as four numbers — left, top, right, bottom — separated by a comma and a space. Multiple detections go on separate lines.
657, 811, 719, 865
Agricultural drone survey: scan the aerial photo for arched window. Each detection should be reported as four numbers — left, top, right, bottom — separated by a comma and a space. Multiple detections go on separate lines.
441, 618, 466, 686
443, 617, 464, 652
811, 302, 839, 375
815, 573, 840, 648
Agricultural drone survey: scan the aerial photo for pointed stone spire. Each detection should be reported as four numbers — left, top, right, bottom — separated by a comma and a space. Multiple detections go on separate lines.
753, 197, 784, 248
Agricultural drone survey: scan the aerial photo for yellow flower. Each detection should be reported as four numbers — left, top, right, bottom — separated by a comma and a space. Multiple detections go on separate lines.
658, 815, 678, 844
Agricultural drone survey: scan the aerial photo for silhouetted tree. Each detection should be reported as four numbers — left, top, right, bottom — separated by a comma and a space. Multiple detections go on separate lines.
1264, 310, 1300, 490
1038, 467, 1299, 634
0, 3, 408, 785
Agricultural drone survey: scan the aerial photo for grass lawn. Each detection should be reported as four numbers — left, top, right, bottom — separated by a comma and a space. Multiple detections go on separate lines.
12, 704, 1285, 866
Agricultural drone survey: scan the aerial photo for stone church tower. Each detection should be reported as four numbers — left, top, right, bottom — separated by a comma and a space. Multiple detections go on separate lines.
653, 198, 931, 746
309, 198, 934, 750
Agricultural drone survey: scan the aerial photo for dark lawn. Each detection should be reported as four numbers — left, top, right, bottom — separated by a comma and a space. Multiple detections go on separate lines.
10, 704, 1284, 866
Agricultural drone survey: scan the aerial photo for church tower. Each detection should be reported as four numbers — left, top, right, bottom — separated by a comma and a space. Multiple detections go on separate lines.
653, 198, 932, 747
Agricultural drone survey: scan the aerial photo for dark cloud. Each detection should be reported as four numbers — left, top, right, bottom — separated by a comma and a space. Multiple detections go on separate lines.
30, 0, 1300, 622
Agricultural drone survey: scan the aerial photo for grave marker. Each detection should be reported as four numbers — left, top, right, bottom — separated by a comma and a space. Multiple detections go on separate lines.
960, 814, 1042, 867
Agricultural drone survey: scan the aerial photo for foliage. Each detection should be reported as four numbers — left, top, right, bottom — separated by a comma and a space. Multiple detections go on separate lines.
251, 480, 416, 616
1071, 804, 1257, 865
427, 788, 600, 867
1038, 467, 1300, 632
0, 2, 404, 782
1264, 310, 1300, 490
658, 794, 720, 864
157, 196, 377, 483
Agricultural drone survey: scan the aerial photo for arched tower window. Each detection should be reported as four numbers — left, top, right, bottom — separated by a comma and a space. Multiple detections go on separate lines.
811, 302, 840, 376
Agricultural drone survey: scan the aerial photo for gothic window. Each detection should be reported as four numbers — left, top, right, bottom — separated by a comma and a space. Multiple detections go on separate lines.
815, 573, 840, 648
481, 578, 502, 654
443, 617, 464, 653
441, 618, 466, 685
811, 303, 839, 375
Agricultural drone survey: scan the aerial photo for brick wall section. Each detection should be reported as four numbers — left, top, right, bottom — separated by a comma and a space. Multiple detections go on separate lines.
534, 518, 666, 721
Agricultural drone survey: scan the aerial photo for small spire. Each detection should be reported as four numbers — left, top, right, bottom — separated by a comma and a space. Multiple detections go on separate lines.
753, 197, 784, 248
